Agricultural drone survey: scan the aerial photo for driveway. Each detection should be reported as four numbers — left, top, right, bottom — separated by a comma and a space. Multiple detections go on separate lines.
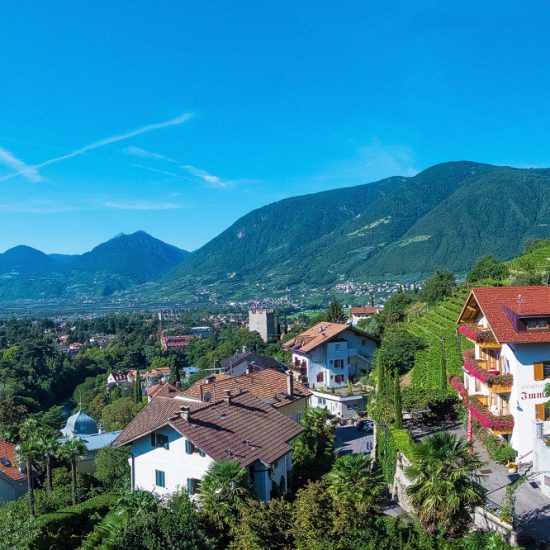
335, 425, 374, 456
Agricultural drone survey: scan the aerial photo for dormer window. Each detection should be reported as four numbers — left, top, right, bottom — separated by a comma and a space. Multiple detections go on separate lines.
524, 318, 550, 331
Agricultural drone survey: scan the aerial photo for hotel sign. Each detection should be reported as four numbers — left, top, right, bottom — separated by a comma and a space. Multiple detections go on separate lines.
519, 384, 547, 401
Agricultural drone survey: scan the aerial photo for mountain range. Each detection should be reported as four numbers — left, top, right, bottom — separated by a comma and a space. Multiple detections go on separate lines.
3, 161, 550, 305
0, 231, 188, 302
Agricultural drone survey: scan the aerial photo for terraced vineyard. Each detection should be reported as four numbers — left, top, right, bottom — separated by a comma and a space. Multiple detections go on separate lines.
403, 287, 473, 391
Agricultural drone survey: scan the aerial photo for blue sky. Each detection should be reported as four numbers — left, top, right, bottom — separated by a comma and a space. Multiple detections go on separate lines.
1, 2, 550, 253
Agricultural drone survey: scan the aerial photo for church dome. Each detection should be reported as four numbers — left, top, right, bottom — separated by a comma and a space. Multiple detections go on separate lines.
61, 410, 98, 437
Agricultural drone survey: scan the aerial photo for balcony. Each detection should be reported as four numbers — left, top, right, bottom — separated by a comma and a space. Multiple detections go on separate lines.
458, 324, 500, 348
462, 350, 512, 393
467, 395, 514, 435
449, 375, 468, 400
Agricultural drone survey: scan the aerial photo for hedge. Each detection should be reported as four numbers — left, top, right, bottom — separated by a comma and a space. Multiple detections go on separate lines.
32, 492, 119, 550
377, 423, 398, 484
390, 427, 416, 461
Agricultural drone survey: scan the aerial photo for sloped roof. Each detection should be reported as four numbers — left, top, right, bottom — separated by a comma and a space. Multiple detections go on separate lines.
146, 381, 183, 399
114, 391, 303, 467
459, 286, 550, 343
350, 307, 378, 315
59, 431, 122, 452
0, 440, 26, 482
284, 322, 378, 353
61, 410, 98, 437
183, 368, 310, 408
220, 351, 281, 375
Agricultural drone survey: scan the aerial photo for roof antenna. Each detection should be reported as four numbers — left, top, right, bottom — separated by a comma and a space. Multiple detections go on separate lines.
517, 294, 523, 313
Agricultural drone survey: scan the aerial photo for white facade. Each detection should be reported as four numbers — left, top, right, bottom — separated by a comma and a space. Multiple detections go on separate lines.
533, 421, 550, 499
291, 330, 376, 390
129, 425, 292, 502
461, 307, 550, 460
310, 390, 367, 419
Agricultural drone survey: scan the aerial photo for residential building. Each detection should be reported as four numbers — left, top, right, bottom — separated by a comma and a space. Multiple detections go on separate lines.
107, 370, 133, 388
0, 440, 27, 505
248, 309, 277, 343
113, 390, 303, 502
284, 322, 378, 418
350, 306, 379, 326
60, 409, 121, 473
220, 350, 283, 377
455, 286, 550, 460
160, 335, 196, 350
183, 368, 310, 422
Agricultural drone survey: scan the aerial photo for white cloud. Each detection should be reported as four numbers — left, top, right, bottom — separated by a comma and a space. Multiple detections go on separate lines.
182, 164, 227, 188
124, 146, 177, 163
0, 147, 43, 183
104, 201, 182, 211
0, 112, 194, 182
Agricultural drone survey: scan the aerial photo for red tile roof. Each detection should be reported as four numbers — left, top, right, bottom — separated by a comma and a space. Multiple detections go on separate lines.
146, 381, 184, 399
350, 306, 378, 315
460, 286, 550, 343
114, 391, 303, 467
284, 322, 378, 353
183, 368, 310, 408
0, 440, 26, 482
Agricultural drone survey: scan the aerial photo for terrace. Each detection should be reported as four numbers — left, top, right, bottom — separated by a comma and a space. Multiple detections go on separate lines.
462, 350, 513, 393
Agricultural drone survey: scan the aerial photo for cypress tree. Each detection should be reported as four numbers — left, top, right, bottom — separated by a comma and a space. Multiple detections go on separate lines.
440, 336, 448, 392
134, 368, 142, 403
168, 361, 181, 385
394, 369, 403, 429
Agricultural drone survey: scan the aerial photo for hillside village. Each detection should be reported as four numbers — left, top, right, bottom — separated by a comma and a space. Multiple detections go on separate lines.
0, 243, 549, 548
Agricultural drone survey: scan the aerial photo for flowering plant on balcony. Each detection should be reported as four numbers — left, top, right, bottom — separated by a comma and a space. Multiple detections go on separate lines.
459, 324, 498, 345
462, 350, 513, 387
467, 396, 514, 431
449, 375, 468, 400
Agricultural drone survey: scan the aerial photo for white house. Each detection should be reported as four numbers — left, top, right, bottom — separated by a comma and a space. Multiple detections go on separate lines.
113, 390, 303, 502
0, 440, 27, 505
284, 322, 378, 418
455, 286, 550, 461
350, 306, 379, 326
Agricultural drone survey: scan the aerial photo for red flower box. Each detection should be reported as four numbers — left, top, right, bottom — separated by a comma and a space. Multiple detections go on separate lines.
467, 396, 514, 431
462, 350, 513, 387
449, 375, 468, 400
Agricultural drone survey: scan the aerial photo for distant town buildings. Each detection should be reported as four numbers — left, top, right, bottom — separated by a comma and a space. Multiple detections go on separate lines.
248, 308, 277, 343
455, 286, 550, 465
160, 335, 196, 350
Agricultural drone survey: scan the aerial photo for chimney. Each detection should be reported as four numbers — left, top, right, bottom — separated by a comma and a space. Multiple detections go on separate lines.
180, 405, 190, 422
287, 370, 294, 396
175, 381, 181, 389
245, 364, 253, 375
224, 389, 231, 405
242, 346, 247, 354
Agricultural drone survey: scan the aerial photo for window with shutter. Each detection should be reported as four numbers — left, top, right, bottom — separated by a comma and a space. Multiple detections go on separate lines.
187, 477, 194, 494
185, 440, 194, 454
534, 363, 544, 381
536, 403, 545, 420
155, 469, 165, 488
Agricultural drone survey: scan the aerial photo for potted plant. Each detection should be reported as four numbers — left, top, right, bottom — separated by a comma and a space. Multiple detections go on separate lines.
506, 462, 518, 474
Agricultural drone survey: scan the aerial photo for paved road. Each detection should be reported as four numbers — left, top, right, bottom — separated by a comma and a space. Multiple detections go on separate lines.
335, 425, 375, 456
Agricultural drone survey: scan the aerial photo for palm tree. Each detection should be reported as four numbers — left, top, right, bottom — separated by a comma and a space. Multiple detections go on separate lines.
16, 418, 44, 517
58, 439, 87, 505
40, 428, 59, 491
199, 459, 251, 529
405, 432, 485, 535
327, 453, 384, 512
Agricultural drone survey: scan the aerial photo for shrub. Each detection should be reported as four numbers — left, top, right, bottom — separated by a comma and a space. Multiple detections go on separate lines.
32, 493, 119, 550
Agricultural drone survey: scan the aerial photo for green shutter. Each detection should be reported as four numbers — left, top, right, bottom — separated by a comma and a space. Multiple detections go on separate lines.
185, 440, 194, 454
187, 478, 194, 494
